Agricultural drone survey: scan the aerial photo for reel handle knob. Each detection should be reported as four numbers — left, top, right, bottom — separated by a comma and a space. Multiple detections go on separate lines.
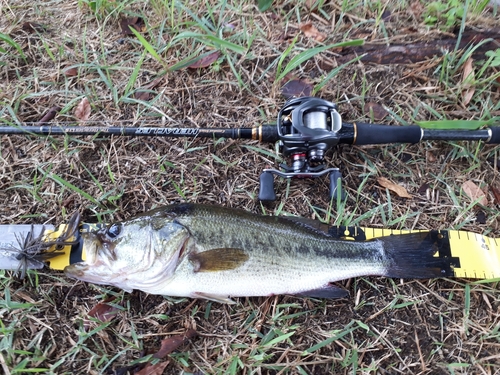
259, 172, 276, 201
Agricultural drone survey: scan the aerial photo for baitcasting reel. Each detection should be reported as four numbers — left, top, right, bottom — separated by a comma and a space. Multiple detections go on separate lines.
258, 97, 345, 202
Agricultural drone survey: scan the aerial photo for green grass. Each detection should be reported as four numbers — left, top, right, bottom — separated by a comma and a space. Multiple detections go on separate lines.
0, 32, 26, 65
276, 39, 364, 82
1, 0, 500, 374
0, 281, 47, 373
423, 0, 490, 29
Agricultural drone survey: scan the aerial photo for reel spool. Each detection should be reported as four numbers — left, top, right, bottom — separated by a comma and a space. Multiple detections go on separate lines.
259, 97, 345, 202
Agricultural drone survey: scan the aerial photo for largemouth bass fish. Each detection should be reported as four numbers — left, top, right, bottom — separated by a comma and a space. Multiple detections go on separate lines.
65, 204, 446, 303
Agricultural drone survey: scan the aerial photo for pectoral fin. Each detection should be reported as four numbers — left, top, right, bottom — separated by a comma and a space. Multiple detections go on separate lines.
189, 248, 249, 272
295, 284, 349, 299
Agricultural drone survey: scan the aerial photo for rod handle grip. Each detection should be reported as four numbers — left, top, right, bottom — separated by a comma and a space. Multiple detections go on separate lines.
354, 123, 422, 145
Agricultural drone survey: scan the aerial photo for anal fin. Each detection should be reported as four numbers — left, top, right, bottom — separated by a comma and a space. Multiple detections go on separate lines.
295, 284, 349, 299
193, 292, 236, 304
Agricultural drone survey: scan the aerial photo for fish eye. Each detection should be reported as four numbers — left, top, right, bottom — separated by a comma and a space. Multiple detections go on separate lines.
106, 223, 122, 239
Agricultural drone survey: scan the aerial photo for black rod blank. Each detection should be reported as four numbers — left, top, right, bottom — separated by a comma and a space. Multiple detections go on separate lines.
1, 122, 499, 144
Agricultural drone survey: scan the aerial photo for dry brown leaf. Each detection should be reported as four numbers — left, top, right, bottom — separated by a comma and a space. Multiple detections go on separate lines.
153, 329, 198, 359
134, 91, 152, 101
305, 0, 317, 10
417, 182, 429, 195
281, 79, 313, 98
381, 10, 392, 21
120, 17, 146, 36
134, 361, 169, 375
187, 51, 221, 69
84, 298, 122, 330
134, 76, 165, 101
87, 301, 120, 322
299, 22, 326, 42
462, 180, 488, 206
22, 22, 47, 33
318, 57, 335, 71
462, 86, 475, 106
63, 67, 78, 77
74, 97, 91, 122
462, 57, 474, 81
144, 76, 164, 90
426, 151, 436, 163
364, 102, 388, 121
377, 177, 412, 199
490, 184, 500, 205
37, 106, 60, 124
461, 57, 475, 105
410, 1, 424, 18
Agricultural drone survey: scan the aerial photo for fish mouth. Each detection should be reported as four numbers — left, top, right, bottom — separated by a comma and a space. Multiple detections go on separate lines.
64, 234, 100, 277
82, 233, 99, 264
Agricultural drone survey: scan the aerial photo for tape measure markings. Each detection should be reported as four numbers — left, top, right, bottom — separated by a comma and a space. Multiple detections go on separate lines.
448, 230, 500, 279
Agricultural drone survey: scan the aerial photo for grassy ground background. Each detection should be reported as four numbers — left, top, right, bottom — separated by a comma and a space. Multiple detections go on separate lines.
1, 0, 500, 374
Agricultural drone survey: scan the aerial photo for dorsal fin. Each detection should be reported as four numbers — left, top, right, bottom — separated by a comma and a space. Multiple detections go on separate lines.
280, 216, 332, 236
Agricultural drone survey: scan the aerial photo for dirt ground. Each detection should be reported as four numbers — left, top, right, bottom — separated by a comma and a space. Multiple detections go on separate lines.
1, 1, 500, 374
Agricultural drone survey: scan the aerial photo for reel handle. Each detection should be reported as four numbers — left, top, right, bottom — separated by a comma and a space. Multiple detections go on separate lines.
329, 169, 345, 201
258, 172, 276, 202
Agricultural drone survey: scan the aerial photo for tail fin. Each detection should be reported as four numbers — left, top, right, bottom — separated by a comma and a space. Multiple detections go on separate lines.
379, 232, 448, 279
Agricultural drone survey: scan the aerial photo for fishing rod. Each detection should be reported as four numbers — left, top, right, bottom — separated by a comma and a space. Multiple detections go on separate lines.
2, 97, 499, 201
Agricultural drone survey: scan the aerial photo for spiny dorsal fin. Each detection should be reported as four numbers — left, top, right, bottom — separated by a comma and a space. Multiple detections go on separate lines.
189, 248, 249, 272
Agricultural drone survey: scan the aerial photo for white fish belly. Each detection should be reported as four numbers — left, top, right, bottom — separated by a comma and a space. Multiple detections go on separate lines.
152, 251, 386, 298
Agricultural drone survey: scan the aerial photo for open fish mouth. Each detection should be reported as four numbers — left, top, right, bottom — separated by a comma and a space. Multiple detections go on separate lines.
64, 234, 100, 277
80, 233, 100, 265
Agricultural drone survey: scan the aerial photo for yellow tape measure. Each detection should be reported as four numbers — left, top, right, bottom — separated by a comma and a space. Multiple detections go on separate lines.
437, 230, 499, 279
43, 223, 500, 279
